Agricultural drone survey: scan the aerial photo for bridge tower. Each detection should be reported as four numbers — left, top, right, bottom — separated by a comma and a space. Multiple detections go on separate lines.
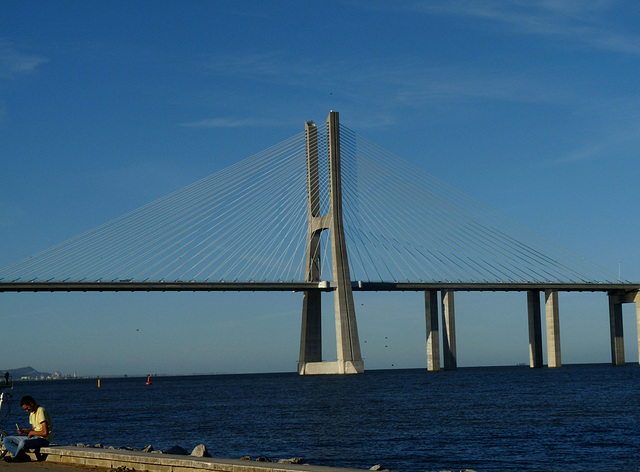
298, 111, 364, 375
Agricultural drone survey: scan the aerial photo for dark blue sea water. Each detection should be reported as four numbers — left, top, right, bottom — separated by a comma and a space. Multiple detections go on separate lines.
1, 364, 638, 472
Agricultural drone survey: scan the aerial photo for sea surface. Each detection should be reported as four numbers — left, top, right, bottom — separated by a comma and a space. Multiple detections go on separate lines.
1, 364, 638, 472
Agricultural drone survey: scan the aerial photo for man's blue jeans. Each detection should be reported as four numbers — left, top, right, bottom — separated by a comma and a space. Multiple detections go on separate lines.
3, 435, 49, 457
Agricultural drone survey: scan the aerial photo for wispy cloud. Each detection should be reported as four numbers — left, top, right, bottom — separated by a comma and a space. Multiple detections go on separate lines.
200, 38, 584, 108
401, 0, 640, 55
203, 51, 306, 79
183, 51, 577, 132
179, 117, 296, 128
0, 40, 49, 78
553, 94, 640, 164
185, 2, 635, 137
393, 65, 572, 108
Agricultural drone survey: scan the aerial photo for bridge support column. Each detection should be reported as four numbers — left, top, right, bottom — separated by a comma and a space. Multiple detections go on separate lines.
608, 293, 625, 366
300, 289, 322, 368
299, 121, 323, 374
298, 112, 363, 375
636, 292, 640, 365
442, 289, 457, 371
328, 112, 363, 374
425, 290, 440, 372
527, 290, 543, 368
545, 289, 561, 368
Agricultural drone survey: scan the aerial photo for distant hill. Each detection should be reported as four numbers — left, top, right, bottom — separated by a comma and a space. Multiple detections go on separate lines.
1, 366, 51, 380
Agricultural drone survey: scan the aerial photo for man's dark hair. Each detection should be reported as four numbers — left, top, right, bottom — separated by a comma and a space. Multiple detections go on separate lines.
20, 395, 36, 406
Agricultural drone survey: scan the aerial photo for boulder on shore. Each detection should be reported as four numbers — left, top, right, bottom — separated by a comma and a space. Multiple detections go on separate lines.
164, 445, 189, 455
191, 444, 211, 457
278, 458, 305, 464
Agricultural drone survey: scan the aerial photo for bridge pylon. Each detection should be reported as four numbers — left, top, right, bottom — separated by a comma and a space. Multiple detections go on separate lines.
298, 112, 364, 375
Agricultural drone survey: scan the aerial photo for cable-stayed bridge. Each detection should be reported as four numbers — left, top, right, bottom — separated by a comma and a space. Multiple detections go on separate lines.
1, 112, 638, 374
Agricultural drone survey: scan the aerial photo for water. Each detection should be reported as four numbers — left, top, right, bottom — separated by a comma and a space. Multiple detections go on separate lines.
1, 364, 639, 472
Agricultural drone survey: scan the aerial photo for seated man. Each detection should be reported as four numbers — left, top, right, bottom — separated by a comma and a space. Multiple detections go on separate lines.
2, 395, 53, 462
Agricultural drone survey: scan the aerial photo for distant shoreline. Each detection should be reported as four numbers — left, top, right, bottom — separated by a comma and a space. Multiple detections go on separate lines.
6, 362, 635, 383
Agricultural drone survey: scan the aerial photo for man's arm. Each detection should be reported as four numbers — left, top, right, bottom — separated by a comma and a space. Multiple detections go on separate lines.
27, 421, 48, 438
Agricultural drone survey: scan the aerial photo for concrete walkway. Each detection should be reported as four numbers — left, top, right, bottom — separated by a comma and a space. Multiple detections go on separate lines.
0, 446, 369, 472
0, 457, 105, 471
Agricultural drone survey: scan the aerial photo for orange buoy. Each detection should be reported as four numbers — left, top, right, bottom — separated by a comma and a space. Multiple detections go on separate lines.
146, 374, 152, 386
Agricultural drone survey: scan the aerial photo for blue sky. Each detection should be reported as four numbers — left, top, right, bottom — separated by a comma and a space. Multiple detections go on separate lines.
2, 1, 640, 376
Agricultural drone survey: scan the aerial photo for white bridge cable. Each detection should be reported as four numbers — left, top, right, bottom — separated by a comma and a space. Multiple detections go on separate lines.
160, 141, 307, 282
344, 133, 520, 278
340, 156, 465, 283
0, 132, 310, 283
101, 139, 303, 281
341, 138, 583, 283
339, 125, 620, 283
139, 141, 307, 281
350, 136, 528, 275
340, 130, 518, 282
133, 137, 307, 281
341, 130, 472, 282
341, 135, 524, 281
341, 148, 545, 282
2, 135, 301, 282
208, 163, 307, 282
0, 122, 623, 285
341, 137, 467, 281
74, 161, 273, 280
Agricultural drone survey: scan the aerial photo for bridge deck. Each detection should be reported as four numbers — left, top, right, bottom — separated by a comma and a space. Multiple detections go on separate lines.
1, 281, 637, 293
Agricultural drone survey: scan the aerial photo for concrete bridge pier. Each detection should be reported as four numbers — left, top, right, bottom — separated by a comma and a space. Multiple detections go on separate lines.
608, 293, 625, 366
609, 291, 640, 365
328, 112, 363, 374
298, 112, 364, 375
442, 289, 457, 371
299, 121, 324, 373
527, 290, 544, 368
545, 289, 561, 368
637, 292, 640, 363
604, 290, 640, 367
424, 290, 440, 371
424, 290, 456, 371
606, 290, 640, 367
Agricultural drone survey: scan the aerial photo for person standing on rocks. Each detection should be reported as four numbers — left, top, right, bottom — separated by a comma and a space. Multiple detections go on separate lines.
1, 395, 53, 462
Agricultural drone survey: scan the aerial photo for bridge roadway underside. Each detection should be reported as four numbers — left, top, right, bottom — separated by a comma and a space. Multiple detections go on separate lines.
2, 281, 639, 371
0, 281, 638, 292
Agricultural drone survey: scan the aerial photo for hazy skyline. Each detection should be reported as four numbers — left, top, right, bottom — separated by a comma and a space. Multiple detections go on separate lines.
2, 1, 640, 376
